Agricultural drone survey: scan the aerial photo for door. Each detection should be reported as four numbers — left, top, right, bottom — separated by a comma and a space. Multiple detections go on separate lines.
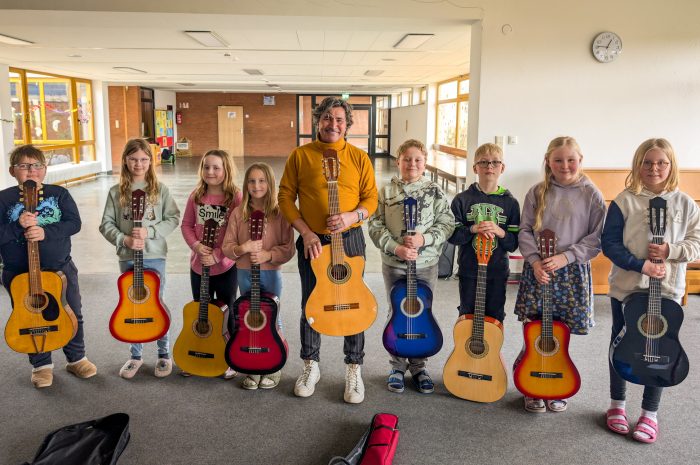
218, 106, 244, 157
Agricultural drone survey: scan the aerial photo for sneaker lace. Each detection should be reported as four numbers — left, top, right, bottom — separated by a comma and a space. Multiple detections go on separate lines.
346, 365, 359, 392
299, 362, 313, 386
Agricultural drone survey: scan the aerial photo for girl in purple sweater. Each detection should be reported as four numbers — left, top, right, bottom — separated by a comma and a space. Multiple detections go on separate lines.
514, 136, 606, 413
181, 149, 242, 379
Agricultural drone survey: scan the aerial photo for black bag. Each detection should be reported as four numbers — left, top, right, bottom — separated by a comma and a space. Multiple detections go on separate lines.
23, 413, 130, 465
438, 242, 456, 279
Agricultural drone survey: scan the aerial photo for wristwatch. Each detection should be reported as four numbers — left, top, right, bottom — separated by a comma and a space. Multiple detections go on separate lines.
355, 209, 365, 222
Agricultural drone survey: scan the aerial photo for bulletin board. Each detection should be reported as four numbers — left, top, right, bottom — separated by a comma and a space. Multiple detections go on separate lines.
155, 110, 174, 149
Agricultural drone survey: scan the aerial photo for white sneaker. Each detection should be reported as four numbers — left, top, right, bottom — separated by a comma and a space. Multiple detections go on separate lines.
294, 360, 320, 397
344, 363, 365, 404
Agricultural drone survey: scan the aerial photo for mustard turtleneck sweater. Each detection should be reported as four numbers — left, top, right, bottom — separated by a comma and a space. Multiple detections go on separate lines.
278, 138, 378, 234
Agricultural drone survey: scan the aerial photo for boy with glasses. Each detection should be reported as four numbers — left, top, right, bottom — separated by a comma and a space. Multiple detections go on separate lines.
448, 143, 520, 323
0, 144, 97, 388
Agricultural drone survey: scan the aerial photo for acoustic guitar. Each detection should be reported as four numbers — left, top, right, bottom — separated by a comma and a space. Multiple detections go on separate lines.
109, 189, 171, 343
226, 210, 288, 375
443, 233, 507, 402
513, 229, 581, 400
609, 196, 689, 387
5, 180, 78, 354
173, 219, 230, 377
305, 149, 377, 336
382, 197, 442, 358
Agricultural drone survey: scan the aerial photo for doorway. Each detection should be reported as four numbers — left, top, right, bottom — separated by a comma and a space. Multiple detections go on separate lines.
218, 105, 244, 157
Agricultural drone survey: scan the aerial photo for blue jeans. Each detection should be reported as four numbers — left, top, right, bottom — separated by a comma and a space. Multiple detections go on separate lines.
237, 268, 283, 328
119, 259, 170, 359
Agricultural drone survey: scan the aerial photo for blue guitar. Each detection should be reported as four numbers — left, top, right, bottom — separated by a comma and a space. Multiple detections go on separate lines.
382, 197, 443, 358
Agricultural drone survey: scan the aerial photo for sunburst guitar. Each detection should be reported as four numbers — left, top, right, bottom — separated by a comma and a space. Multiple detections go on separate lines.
443, 233, 507, 402
226, 210, 288, 375
5, 180, 78, 354
382, 197, 442, 358
109, 189, 171, 343
512, 229, 581, 400
305, 149, 377, 336
173, 219, 230, 377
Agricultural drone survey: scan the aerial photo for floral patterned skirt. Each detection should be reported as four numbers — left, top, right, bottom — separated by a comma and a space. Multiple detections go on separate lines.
513, 260, 594, 335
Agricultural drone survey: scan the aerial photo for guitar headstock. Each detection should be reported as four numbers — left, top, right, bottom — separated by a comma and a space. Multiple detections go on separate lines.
649, 197, 667, 239
202, 219, 219, 249
250, 210, 265, 241
538, 229, 556, 259
322, 149, 339, 182
131, 189, 147, 222
475, 233, 494, 265
21, 180, 38, 214
403, 197, 418, 235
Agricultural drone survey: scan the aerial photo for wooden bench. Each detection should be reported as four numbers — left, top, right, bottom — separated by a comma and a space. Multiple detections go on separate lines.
586, 169, 700, 302
427, 144, 469, 192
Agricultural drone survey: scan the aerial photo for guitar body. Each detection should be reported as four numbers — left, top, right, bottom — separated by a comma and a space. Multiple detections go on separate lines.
110, 269, 170, 343
443, 314, 507, 403
306, 245, 378, 336
610, 292, 689, 387
383, 278, 442, 358
5, 270, 78, 354
226, 292, 288, 375
173, 300, 229, 377
513, 319, 581, 400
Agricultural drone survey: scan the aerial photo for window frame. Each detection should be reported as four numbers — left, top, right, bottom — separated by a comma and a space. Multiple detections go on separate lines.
435, 74, 469, 152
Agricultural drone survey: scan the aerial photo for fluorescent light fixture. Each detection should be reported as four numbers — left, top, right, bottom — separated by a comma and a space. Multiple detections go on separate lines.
0, 33, 34, 46
178, 83, 195, 86
393, 33, 434, 49
113, 66, 147, 74
243, 69, 264, 75
184, 30, 229, 47
364, 70, 384, 77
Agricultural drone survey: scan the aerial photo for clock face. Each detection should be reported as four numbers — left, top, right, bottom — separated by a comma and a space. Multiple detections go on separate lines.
592, 32, 622, 63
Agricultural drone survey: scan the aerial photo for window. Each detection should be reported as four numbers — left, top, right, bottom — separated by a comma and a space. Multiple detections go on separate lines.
9, 68, 96, 165
436, 75, 469, 151
140, 87, 155, 140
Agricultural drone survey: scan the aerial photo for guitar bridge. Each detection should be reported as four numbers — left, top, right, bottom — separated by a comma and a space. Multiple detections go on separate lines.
635, 353, 670, 364
530, 371, 563, 379
241, 347, 270, 354
187, 351, 215, 359
124, 318, 155, 324
19, 325, 59, 335
457, 370, 493, 381
398, 333, 427, 340
323, 303, 360, 312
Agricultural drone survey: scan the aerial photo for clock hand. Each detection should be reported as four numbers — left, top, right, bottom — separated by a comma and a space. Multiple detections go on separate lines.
606, 39, 613, 49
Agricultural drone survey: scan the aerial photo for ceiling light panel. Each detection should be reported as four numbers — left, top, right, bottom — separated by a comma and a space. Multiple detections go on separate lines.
364, 70, 384, 77
393, 33, 434, 49
243, 69, 264, 75
0, 33, 34, 46
184, 30, 229, 47
113, 66, 147, 74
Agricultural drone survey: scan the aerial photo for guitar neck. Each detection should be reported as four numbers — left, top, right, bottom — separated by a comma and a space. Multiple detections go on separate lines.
472, 263, 488, 339
27, 241, 43, 295
251, 263, 261, 312
198, 265, 211, 323
648, 233, 664, 319
541, 281, 554, 341
133, 219, 144, 286
327, 180, 345, 265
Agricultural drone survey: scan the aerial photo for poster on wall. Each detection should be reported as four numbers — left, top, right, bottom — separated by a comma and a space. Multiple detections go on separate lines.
155, 110, 174, 149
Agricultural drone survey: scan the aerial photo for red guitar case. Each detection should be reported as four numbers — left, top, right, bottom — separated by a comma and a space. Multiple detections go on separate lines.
328, 413, 399, 465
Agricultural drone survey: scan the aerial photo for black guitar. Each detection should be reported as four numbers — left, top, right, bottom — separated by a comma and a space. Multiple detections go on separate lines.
609, 196, 689, 387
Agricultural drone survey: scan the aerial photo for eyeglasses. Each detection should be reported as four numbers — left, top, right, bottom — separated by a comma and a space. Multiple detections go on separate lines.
126, 157, 151, 164
13, 162, 46, 171
320, 114, 346, 125
474, 160, 503, 168
642, 160, 670, 170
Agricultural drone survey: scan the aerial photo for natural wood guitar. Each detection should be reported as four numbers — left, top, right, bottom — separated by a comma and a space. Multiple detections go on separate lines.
173, 219, 230, 377
443, 233, 507, 402
305, 149, 377, 336
5, 180, 78, 354
109, 189, 171, 343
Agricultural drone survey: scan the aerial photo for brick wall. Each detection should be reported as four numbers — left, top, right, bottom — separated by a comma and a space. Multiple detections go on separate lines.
175, 92, 296, 157
108, 86, 142, 172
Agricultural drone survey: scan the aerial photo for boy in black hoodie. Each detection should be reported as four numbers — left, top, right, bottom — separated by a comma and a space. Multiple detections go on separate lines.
448, 143, 520, 322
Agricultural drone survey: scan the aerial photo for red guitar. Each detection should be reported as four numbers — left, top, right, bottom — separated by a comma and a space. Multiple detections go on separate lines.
225, 210, 288, 375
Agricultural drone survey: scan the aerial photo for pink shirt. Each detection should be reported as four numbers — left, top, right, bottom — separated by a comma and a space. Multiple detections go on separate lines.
222, 206, 295, 270
181, 190, 242, 275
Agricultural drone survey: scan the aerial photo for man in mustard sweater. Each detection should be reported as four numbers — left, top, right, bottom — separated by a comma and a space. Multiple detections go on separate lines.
278, 97, 378, 404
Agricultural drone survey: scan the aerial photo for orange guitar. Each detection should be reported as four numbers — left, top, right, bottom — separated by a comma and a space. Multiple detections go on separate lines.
109, 189, 171, 343
5, 180, 78, 354
305, 149, 377, 336
512, 229, 581, 400
443, 234, 508, 402
173, 219, 229, 377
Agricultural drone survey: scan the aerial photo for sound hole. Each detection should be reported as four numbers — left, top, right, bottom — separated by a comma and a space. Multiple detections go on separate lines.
26, 293, 48, 312
638, 314, 668, 339
327, 263, 350, 284
467, 338, 488, 358
403, 298, 420, 316
193, 320, 213, 338
536, 336, 558, 355
244, 311, 266, 331
128, 285, 150, 303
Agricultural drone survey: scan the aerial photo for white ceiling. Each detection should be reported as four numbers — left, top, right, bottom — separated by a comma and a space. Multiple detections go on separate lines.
0, 9, 470, 93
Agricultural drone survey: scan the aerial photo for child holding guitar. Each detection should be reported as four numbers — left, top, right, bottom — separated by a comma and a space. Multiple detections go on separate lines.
369, 139, 454, 394
0, 145, 97, 388
99, 139, 180, 379
514, 136, 605, 413
222, 163, 295, 390
602, 138, 700, 443
179, 149, 242, 379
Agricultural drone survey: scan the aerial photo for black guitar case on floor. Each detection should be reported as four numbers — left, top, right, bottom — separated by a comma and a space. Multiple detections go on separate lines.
23, 413, 130, 465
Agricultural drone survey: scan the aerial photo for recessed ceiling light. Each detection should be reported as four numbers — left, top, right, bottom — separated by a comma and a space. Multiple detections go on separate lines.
0, 33, 34, 46
67, 54, 82, 58
364, 70, 384, 77
178, 83, 195, 86
113, 66, 147, 74
381, 58, 397, 62
184, 30, 228, 47
393, 33, 434, 49
243, 69, 264, 75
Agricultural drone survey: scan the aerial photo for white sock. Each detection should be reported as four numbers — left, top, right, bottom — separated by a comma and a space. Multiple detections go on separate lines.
641, 409, 658, 422
633, 409, 658, 440
610, 399, 626, 410
607, 399, 628, 432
